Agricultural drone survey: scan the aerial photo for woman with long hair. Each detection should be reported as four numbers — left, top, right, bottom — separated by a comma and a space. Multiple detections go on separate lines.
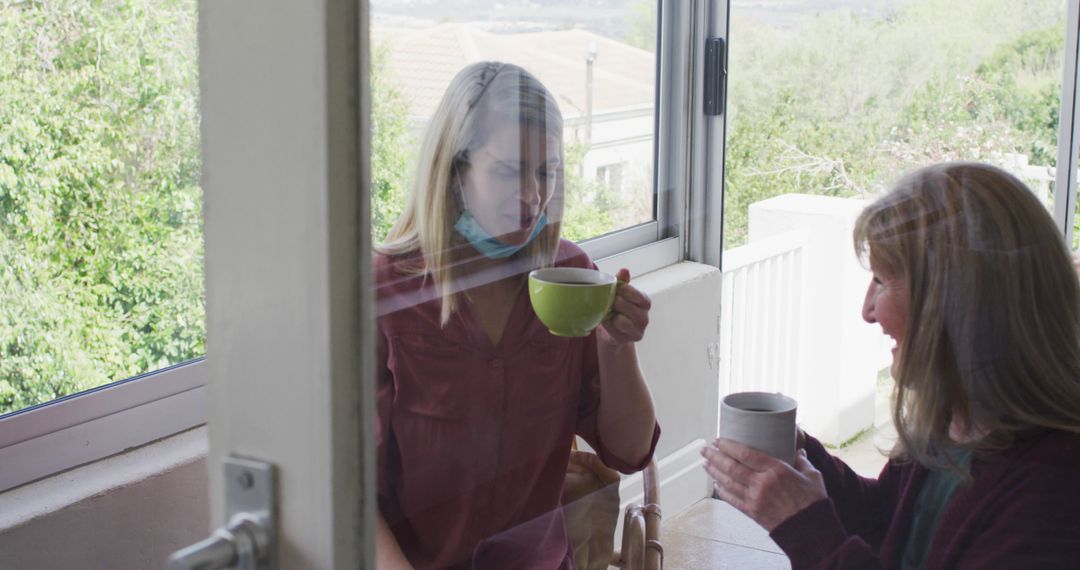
374, 61, 659, 569
705, 162, 1080, 568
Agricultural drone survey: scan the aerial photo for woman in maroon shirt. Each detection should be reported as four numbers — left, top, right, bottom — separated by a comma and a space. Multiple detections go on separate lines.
373, 62, 660, 569
704, 162, 1080, 568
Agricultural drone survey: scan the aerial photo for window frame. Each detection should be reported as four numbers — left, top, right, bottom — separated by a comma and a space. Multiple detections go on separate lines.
0, 0, 695, 493
1054, 0, 1080, 247
6, 0, 1078, 495
0, 361, 207, 491
582, 0, 699, 276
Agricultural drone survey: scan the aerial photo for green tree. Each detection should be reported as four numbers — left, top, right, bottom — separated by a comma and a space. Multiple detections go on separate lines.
622, 0, 658, 53
560, 143, 616, 242
370, 42, 414, 243
1, 0, 417, 414
1, 0, 201, 413
723, 0, 1064, 249
560, 142, 652, 242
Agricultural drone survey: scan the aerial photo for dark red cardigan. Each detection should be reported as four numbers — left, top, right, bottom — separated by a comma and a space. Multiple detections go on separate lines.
770, 430, 1080, 569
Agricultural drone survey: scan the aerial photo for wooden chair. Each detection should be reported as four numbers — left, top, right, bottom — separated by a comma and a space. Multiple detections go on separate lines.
611, 460, 662, 570
563, 450, 662, 570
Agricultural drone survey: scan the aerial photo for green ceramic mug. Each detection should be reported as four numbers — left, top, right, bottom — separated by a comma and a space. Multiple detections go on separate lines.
527, 267, 618, 337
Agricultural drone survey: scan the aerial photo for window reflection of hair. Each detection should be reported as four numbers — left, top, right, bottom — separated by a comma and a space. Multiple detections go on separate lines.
376, 61, 565, 326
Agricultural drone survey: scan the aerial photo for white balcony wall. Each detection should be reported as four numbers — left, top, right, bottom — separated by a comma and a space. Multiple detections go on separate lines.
743, 194, 887, 446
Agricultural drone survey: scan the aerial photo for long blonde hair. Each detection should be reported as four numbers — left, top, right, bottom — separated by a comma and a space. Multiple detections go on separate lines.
377, 62, 565, 325
854, 162, 1080, 467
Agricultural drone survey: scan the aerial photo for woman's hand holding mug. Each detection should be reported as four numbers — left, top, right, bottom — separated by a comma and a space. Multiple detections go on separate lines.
702, 440, 827, 532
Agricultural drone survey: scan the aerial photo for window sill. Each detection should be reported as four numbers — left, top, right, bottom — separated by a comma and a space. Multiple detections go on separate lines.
0, 426, 207, 532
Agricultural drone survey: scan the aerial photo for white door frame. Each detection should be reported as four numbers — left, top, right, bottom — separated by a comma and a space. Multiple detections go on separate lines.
200, 0, 374, 567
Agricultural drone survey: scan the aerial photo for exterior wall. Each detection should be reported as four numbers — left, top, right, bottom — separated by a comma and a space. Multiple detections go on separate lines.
748, 194, 887, 445
616, 262, 722, 528
0, 428, 209, 569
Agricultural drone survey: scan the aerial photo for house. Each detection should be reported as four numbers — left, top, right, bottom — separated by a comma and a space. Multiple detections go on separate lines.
375, 22, 656, 197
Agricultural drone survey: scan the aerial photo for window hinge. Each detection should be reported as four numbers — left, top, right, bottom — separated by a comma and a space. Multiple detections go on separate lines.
704, 38, 727, 116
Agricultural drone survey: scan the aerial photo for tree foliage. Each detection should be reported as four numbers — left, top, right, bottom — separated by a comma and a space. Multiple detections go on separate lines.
560, 142, 651, 242
370, 42, 413, 243
1, 0, 201, 413
1, 0, 416, 414
724, 0, 1064, 248
2, 0, 1073, 413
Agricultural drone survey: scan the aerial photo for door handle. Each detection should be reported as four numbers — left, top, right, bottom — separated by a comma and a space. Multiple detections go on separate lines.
166, 456, 277, 570
167, 513, 269, 570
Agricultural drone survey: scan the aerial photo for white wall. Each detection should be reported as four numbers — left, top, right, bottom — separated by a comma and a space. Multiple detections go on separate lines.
0, 428, 209, 569
0, 262, 722, 565
749, 194, 885, 445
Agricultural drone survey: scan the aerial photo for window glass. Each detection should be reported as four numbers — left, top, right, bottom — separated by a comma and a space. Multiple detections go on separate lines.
722, 0, 1066, 474
368, 2, 662, 567
370, 0, 658, 245
726, 0, 1064, 248
0, 0, 202, 415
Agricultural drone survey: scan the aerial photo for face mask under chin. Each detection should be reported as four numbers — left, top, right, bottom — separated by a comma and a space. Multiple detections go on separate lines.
454, 210, 549, 259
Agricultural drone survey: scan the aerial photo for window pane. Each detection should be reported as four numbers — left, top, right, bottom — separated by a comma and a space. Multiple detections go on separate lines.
370, 0, 658, 245
725, 0, 1065, 249
369, 3, 662, 566
1, 0, 203, 415
722, 0, 1066, 472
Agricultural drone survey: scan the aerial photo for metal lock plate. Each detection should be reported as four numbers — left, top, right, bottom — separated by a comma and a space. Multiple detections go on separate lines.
167, 456, 277, 570
224, 456, 277, 570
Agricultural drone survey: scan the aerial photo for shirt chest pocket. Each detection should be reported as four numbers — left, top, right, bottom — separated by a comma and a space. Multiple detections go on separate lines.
390, 333, 470, 421
506, 335, 576, 419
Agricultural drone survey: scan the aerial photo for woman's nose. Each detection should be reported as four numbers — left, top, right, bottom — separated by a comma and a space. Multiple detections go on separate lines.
521, 173, 543, 207
862, 281, 876, 324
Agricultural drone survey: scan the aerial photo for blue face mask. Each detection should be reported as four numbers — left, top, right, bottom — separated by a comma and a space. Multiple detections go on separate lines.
454, 210, 549, 259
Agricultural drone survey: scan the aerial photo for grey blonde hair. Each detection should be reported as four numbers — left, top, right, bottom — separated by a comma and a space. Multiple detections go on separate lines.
376, 62, 565, 325
854, 162, 1080, 469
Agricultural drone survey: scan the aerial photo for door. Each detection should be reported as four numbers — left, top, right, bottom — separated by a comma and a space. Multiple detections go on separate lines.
179, 0, 375, 567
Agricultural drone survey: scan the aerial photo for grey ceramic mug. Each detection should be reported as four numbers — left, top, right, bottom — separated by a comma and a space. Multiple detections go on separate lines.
718, 392, 798, 465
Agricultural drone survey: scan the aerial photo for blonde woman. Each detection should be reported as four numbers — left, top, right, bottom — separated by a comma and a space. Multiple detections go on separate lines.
374, 62, 659, 569
704, 162, 1080, 568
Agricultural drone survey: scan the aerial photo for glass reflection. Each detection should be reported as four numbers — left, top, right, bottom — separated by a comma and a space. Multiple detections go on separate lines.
374, 62, 660, 569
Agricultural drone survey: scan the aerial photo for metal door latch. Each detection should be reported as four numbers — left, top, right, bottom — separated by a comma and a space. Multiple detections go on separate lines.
167, 456, 277, 570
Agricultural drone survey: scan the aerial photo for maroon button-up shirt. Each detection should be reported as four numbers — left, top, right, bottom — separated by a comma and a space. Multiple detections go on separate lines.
375, 240, 660, 569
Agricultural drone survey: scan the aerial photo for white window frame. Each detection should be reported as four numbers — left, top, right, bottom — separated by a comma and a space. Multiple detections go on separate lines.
0, 361, 207, 491
0, 0, 699, 493
6, 0, 1077, 495
1054, 0, 1080, 247
587, 0, 701, 276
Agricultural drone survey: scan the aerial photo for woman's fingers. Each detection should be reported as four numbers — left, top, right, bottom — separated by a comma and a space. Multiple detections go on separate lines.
615, 284, 652, 311
713, 438, 778, 472
702, 446, 750, 505
600, 275, 651, 343
611, 298, 648, 331
703, 444, 758, 482
793, 449, 825, 487
601, 314, 638, 342
794, 449, 811, 471
712, 480, 749, 513
612, 293, 651, 317
705, 460, 746, 496
703, 439, 828, 531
